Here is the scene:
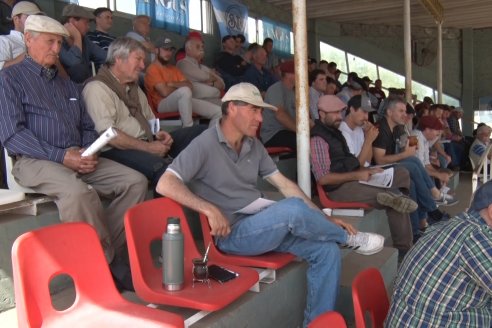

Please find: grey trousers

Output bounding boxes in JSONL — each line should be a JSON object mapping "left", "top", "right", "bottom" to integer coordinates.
{"left": 328, "top": 166, "right": 413, "bottom": 251}
{"left": 13, "top": 157, "right": 148, "bottom": 262}
{"left": 157, "top": 86, "right": 222, "bottom": 127}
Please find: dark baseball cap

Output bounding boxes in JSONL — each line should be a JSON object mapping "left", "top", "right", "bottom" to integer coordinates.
{"left": 155, "top": 37, "right": 175, "bottom": 50}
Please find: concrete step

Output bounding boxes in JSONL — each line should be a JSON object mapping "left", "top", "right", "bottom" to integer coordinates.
{"left": 0, "top": 202, "right": 61, "bottom": 311}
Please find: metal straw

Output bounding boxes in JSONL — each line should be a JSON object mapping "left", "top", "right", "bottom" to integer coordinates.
{"left": 203, "top": 241, "right": 211, "bottom": 263}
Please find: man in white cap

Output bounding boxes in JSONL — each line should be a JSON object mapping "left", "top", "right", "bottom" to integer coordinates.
{"left": 310, "top": 94, "right": 416, "bottom": 257}
{"left": 59, "top": 3, "right": 106, "bottom": 83}
{"left": 157, "top": 82, "right": 384, "bottom": 327}
{"left": 0, "top": 1, "right": 43, "bottom": 70}
{"left": 0, "top": 15, "right": 148, "bottom": 291}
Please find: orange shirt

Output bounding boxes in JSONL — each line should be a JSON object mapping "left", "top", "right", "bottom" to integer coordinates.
{"left": 145, "top": 63, "right": 187, "bottom": 110}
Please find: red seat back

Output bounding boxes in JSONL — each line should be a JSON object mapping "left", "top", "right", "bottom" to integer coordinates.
{"left": 198, "top": 212, "right": 295, "bottom": 269}
{"left": 316, "top": 183, "right": 371, "bottom": 209}
{"left": 124, "top": 198, "right": 259, "bottom": 311}
{"left": 308, "top": 311, "right": 347, "bottom": 328}
{"left": 352, "top": 267, "right": 390, "bottom": 328}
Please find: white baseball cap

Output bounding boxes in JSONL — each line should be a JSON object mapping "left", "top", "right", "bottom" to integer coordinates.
{"left": 222, "top": 83, "right": 277, "bottom": 111}
{"left": 11, "top": 1, "right": 44, "bottom": 17}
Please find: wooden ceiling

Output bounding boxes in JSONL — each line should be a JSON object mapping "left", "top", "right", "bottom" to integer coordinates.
{"left": 264, "top": 0, "right": 492, "bottom": 29}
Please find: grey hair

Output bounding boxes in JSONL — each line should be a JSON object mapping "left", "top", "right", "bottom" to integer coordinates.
{"left": 106, "top": 37, "right": 146, "bottom": 66}
{"left": 24, "top": 30, "right": 41, "bottom": 38}
{"left": 383, "top": 96, "right": 406, "bottom": 114}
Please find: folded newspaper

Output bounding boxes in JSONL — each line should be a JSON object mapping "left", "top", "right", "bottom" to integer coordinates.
{"left": 359, "top": 167, "right": 394, "bottom": 188}
{"left": 81, "top": 127, "right": 118, "bottom": 157}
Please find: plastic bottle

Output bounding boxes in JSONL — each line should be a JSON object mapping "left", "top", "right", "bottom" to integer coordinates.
{"left": 162, "top": 217, "right": 184, "bottom": 291}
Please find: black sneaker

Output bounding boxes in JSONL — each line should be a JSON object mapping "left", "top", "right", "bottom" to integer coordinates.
{"left": 428, "top": 209, "right": 450, "bottom": 225}
{"left": 109, "top": 259, "right": 135, "bottom": 292}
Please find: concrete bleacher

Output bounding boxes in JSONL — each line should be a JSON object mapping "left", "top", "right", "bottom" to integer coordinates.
{"left": 0, "top": 195, "right": 397, "bottom": 328}
{"left": 0, "top": 156, "right": 400, "bottom": 327}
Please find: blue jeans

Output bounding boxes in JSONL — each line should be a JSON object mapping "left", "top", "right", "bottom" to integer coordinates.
{"left": 399, "top": 157, "right": 437, "bottom": 234}
{"left": 444, "top": 141, "right": 465, "bottom": 167}
{"left": 216, "top": 197, "right": 347, "bottom": 327}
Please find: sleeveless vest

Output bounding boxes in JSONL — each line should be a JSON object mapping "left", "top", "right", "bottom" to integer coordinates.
{"left": 311, "top": 120, "right": 360, "bottom": 191}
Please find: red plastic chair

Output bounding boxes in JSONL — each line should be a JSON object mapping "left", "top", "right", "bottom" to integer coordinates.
{"left": 198, "top": 212, "right": 296, "bottom": 281}
{"left": 316, "top": 183, "right": 372, "bottom": 209}
{"left": 308, "top": 311, "right": 347, "bottom": 328}
{"left": 266, "top": 146, "right": 295, "bottom": 157}
{"left": 11, "top": 222, "right": 184, "bottom": 328}
{"left": 124, "top": 198, "right": 259, "bottom": 312}
{"left": 352, "top": 267, "right": 390, "bottom": 328}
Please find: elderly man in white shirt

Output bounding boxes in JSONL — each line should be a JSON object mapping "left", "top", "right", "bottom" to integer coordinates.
{"left": 0, "top": 1, "right": 43, "bottom": 70}
{"left": 176, "top": 37, "right": 224, "bottom": 106}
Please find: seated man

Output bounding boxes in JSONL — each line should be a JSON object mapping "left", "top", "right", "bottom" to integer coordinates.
{"left": 311, "top": 95, "right": 416, "bottom": 253}
{"left": 86, "top": 7, "right": 116, "bottom": 51}
{"left": 337, "top": 75, "right": 365, "bottom": 104}
{"left": 176, "top": 37, "right": 224, "bottom": 106}
{"left": 126, "top": 15, "right": 155, "bottom": 66}
{"left": 157, "top": 83, "right": 384, "bottom": 327}
{"left": 469, "top": 124, "right": 492, "bottom": 168}
{"left": 445, "top": 106, "right": 466, "bottom": 170}
{"left": 339, "top": 94, "right": 381, "bottom": 167}
{"left": 385, "top": 180, "right": 492, "bottom": 328}
{"left": 215, "top": 35, "right": 249, "bottom": 89}
{"left": 59, "top": 4, "right": 107, "bottom": 83}
{"left": 308, "top": 69, "right": 327, "bottom": 120}
{"left": 0, "top": 1, "right": 43, "bottom": 70}
{"left": 260, "top": 60, "right": 301, "bottom": 150}
{"left": 0, "top": 16, "right": 147, "bottom": 289}
{"left": 83, "top": 37, "right": 206, "bottom": 192}
{"left": 262, "top": 37, "right": 280, "bottom": 78}
{"left": 373, "top": 97, "right": 448, "bottom": 240}
{"left": 145, "top": 37, "right": 221, "bottom": 127}
{"left": 411, "top": 115, "right": 457, "bottom": 205}
{"left": 242, "top": 44, "right": 277, "bottom": 96}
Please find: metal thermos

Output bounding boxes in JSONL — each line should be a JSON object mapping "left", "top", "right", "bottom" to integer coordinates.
{"left": 162, "top": 217, "right": 184, "bottom": 291}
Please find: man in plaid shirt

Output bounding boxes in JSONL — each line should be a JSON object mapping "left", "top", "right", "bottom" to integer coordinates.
{"left": 385, "top": 181, "right": 492, "bottom": 327}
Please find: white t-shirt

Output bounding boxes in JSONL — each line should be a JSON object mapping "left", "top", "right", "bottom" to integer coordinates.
{"left": 411, "top": 129, "right": 431, "bottom": 166}
{"left": 0, "top": 30, "right": 25, "bottom": 70}
{"left": 339, "top": 121, "right": 368, "bottom": 166}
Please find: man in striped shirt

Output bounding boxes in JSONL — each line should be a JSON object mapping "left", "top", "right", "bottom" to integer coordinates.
{"left": 86, "top": 7, "right": 116, "bottom": 51}
{"left": 0, "top": 15, "right": 147, "bottom": 289}
{"left": 385, "top": 181, "right": 492, "bottom": 327}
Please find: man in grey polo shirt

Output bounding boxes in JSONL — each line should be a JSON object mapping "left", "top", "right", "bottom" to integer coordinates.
{"left": 157, "top": 82, "right": 384, "bottom": 327}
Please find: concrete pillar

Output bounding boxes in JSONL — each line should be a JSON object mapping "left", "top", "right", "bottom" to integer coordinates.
{"left": 462, "top": 28, "right": 474, "bottom": 136}
{"left": 292, "top": 0, "right": 311, "bottom": 196}
{"left": 403, "top": 0, "right": 412, "bottom": 102}
{"left": 437, "top": 22, "right": 443, "bottom": 103}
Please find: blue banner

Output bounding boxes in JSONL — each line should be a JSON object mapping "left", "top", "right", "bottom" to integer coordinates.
{"left": 262, "top": 17, "right": 291, "bottom": 56}
{"left": 136, "top": 0, "right": 189, "bottom": 36}
{"left": 210, "top": 0, "right": 248, "bottom": 40}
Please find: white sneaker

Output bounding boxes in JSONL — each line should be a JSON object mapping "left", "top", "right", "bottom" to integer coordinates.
{"left": 345, "top": 232, "right": 385, "bottom": 255}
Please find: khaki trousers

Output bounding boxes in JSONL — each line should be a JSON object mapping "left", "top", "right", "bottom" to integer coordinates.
{"left": 13, "top": 157, "right": 147, "bottom": 262}
{"left": 328, "top": 166, "right": 413, "bottom": 251}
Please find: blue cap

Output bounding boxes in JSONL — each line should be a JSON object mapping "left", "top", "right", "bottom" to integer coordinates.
{"left": 470, "top": 180, "right": 492, "bottom": 212}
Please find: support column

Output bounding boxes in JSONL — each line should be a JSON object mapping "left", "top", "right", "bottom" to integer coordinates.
{"left": 403, "top": 0, "right": 412, "bottom": 103}
{"left": 292, "top": 0, "right": 310, "bottom": 196}
{"left": 436, "top": 22, "right": 443, "bottom": 103}
{"left": 462, "top": 28, "right": 474, "bottom": 136}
